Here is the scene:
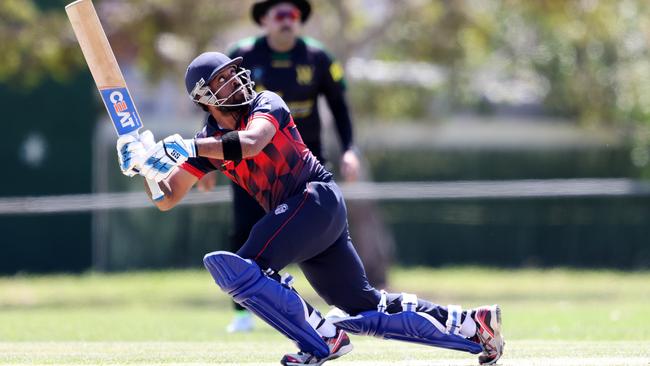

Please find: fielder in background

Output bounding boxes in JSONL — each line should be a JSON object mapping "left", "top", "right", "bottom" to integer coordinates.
{"left": 116, "top": 51, "right": 505, "bottom": 366}
{"left": 197, "top": 0, "right": 392, "bottom": 333}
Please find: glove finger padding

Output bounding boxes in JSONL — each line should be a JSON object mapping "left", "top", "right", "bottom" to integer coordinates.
{"left": 139, "top": 130, "right": 156, "bottom": 150}
{"left": 141, "top": 142, "right": 177, "bottom": 182}
{"left": 117, "top": 135, "right": 146, "bottom": 177}
{"left": 139, "top": 134, "right": 196, "bottom": 182}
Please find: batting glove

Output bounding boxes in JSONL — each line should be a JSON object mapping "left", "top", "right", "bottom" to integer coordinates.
{"left": 116, "top": 134, "right": 147, "bottom": 177}
{"left": 140, "top": 134, "right": 197, "bottom": 182}
{"left": 139, "top": 129, "right": 156, "bottom": 150}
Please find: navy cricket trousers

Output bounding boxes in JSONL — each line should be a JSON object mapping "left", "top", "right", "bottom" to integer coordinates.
{"left": 235, "top": 180, "right": 457, "bottom": 324}
{"left": 236, "top": 180, "right": 380, "bottom": 315}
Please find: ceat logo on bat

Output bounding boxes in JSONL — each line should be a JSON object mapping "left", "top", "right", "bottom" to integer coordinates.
{"left": 109, "top": 91, "right": 134, "bottom": 127}
{"left": 100, "top": 87, "right": 142, "bottom": 135}
{"left": 112, "top": 94, "right": 128, "bottom": 114}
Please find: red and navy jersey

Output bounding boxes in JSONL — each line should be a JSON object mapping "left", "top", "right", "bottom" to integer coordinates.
{"left": 180, "top": 91, "right": 332, "bottom": 212}
{"left": 228, "top": 36, "right": 353, "bottom": 163}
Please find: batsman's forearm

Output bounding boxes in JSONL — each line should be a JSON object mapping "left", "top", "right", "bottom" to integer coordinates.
{"left": 195, "top": 137, "right": 225, "bottom": 160}
{"left": 195, "top": 135, "right": 259, "bottom": 159}
{"left": 144, "top": 178, "right": 175, "bottom": 211}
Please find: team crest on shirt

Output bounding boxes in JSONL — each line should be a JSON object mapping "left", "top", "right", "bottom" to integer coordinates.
{"left": 329, "top": 61, "right": 344, "bottom": 82}
{"left": 275, "top": 203, "right": 289, "bottom": 215}
{"left": 296, "top": 65, "right": 313, "bottom": 85}
{"left": 257, "top": 97, "right": 272, "bottom": 112}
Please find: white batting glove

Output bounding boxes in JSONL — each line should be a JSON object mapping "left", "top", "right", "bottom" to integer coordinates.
{"left": 116, "top": 130, "right": 156, "bottom": 177}
{"left": 139, "top": 129, "right": 156, "bottom": 150}
{"left": 140, "top": 134, "right": 197, "bottom": 182}
{"left": 116, "top": 134, "right": 147, "bottom": 177}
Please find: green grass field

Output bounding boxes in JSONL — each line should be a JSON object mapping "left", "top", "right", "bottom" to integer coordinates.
{"left": 1, "top": 267, "right": 649, "bottom": 365}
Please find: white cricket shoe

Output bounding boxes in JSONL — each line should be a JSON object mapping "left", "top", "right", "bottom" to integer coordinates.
{"left": 226, "top": 310, "right": 254, "bottom": 333}
{"left": 280, "top": 328, "right": 353, "bottom": 366}
{"left": 472, "top": 305, "right": 505, "bottom": 365}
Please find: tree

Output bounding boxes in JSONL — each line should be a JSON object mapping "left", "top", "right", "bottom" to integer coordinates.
{"left": 0, "top": 0, "right": 245, "bottom": 89}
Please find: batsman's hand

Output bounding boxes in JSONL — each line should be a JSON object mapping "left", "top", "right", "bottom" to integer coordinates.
{"left": 139, "top": 129, "right": 156, "bottom": 150}
{"left": 140, "top": 134, "right": 197, "bottom": 182}
{"left": 116, "top": 130, "right": 156, "bottom": 177}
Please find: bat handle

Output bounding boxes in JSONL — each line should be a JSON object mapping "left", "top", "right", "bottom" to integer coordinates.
{"left": 128, "top": 130, "right": 165, "bottom": 202}
{"left": 146, "top": 178, "right": 165, "bottom": 202}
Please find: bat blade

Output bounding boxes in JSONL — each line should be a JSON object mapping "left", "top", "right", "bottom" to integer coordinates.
{"left": 65, "top": 0, "right": 142, "bottom": 136}
{"left": 65, "top": 0, "right": 164, "bottom": 200}
{"left": 99, "top": 87, "right": 143, "bottom": 136}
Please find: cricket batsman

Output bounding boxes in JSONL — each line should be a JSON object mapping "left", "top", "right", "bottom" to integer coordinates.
{"left": 116, "top": 51, "right": 505, "bottom": 365}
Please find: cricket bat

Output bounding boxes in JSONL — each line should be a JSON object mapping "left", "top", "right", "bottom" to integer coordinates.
{"left": 65, "top": 0, "right": 164, "bottom": 201}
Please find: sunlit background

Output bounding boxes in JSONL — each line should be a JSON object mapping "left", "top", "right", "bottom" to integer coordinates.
{"left": 2, "top": 0, "right": 650, "bottom": 273}
{"left": 2, "top": 1, "right": 650, "bottom": 365}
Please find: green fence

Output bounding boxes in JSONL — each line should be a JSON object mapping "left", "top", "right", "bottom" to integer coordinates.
{"left": 383, "top": 197, "right": 650, "bottom": 269}
{"left": 0, "top": 75, "right": 94, "bottom": 274}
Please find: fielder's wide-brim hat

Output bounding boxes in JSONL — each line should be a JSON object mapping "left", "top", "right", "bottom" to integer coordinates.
{"left": 251, "top": 0, "right": 311, "bottom": 25}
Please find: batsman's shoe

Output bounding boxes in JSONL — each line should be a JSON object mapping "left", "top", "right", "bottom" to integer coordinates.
{"left": 472, "top": 305, "right": 504, "bottom": 365}
{"left": 281, "top": 329, "right": 353, "bottom": 366}
{"left": 226, "top": 310, "right": 254, "bottom": 333}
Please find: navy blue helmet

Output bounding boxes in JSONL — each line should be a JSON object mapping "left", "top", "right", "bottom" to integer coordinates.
{"left": 184, "top": 52, "right": 256, "bottom": 108}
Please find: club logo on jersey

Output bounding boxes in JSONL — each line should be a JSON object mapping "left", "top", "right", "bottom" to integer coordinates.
{"left": 329, "top": 62, "right": 344, "bottom": 82}
{"left": 296, "top": 65, "right": 313, "bottom": 85}
{"left": 274, "top": 203, "right": 289, "bottom": 215}
{"left": 257, "top": 97, "right": 272, "bottom": 113}
{"left": 100, "top": 87, "right": 142, "bottom": 135}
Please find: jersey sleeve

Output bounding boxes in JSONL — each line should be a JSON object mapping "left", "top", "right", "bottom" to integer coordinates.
{"left": 179, "top": 127, "right": 219, "bottom": 178}
{"left": 180, "top": 157, "right": 217, "bottom": 179}
{"left": 318, "top": 51, "right": 354, "bottom": 151}
{"left": 249, "top": 91, "right": 292, "bottom": 130}
{"left": 318, "top": 49, "right": 347, "bottom": 91}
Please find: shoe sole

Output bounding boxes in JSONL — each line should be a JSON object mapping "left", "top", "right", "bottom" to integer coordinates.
{"left": 320, "top": 343, "right": 353, "bottom": 365}
{"left": 281, "top": 343, "right": 354, "bottom": 366}
{"left": 335, "top": 343, "right": 354, "bottom": 357}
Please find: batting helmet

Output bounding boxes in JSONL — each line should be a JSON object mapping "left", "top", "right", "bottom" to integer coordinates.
{"left": 184, "top": 52, "right": 256, "bottom": 108}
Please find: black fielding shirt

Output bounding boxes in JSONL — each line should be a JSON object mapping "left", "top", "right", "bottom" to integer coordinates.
{"left": 228, "top": 36, "right": 353, "bottom": 163}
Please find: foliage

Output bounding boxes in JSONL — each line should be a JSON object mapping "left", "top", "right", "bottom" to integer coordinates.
{"left": 367, "top": 0, "right": 650, "bottom": 171}
{"left": 348, "top": 82, "right": 437, "bottom": 121}
{"left": 0, "top": 0, "right": 83, "bottom": 88}
{"left": 93, "top": 0, "right": 245, "bottom": 80}
{"left": 374, "top": 1, "right": 650, "bottom": 124}
{"left": 6, "top": 0, "right": 650, "bottom": 131}
{"left": 0, "top": 0, "right": 245, "bottom": 89}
